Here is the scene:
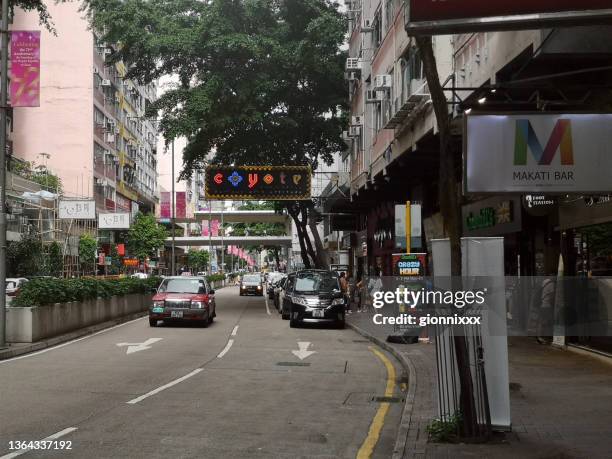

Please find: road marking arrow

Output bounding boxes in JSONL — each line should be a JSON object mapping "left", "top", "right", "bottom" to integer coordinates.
{"left": 116, "top": 338, "right": 163, "bottom": 355}
{"left": 292, "top": 341, "right": 316, "bottom": 360}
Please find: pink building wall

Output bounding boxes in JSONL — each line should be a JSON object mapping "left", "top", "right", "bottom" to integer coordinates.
{"left": 11, "top": 2, "right": 94, "bottom": 198}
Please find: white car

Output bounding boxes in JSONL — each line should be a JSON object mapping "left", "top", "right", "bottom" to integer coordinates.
{"left": 131, "top": 272, "right": 149, "bottom": 279}
{"left": 6, "top": 278, "right": 28, "bottom": 298}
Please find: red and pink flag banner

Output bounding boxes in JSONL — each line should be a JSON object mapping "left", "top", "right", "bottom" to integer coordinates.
{"left": 160, "top": 192, "right": 171, "bottom": 219}
{"left": 175, "top": 192, "right": 187, "bottom": 219}
{"left": 201, "top": 220, "right": 209, "bottom": 237}
{"left": 10, "top": 31, "right": 41, "bottom": 107}
{"left": 211, "top": 220, "right": 219, "bottom": 237}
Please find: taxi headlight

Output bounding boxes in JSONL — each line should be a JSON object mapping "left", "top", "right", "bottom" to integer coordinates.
{"left": 191, "top": 301, "right": 205, "bottom": 309}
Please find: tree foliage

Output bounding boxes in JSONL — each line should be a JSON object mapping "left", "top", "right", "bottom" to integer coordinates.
{"left": 82, "top": 0, "right": 347, "bottom": 176}
{"left": 127, "top": 213, "right": 168, "bottom": 261}
{"left": 7, "top": 229, "right": 45, "bottom": 277}
{"left": 79, "top": 233, "right": 97, "bottom": 275}
{"left": 11, "top": 1, "right": 70, "bottom": 33}
{"left": 187, "top": 249, "right": 210, "bottom": 272}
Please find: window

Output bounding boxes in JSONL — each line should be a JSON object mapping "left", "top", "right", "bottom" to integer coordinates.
{"left": 384, "top": 0, "right": 395, "bottom": 33}
{"left": 372, "top": 9, "right": 382, "bottom": 49}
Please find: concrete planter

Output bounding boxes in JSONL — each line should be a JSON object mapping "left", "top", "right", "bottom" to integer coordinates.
{"left": 6, "top": 293, "right": 153, "bottom": 343}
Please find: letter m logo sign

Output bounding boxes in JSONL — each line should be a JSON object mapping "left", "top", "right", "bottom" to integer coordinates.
{"left": 514, "top": 119, "right": 574, "bottom": 166}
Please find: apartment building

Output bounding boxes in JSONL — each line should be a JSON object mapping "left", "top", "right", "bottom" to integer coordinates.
{"left": 340, "top": 1, "right": 612, "bottom": 285}
{"left": 11, "top": 2, "right": 159, "bottom": 223}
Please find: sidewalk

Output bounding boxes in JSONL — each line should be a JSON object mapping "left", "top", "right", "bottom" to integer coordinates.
{"left": 346, "top": 310, "right": 612, "bottom": 459}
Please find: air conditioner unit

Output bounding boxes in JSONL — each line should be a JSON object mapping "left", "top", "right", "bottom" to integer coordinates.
{"left": 347, "top": 71, "right": 360, "bottom": 82}
{"left": 114, "top": 126, "right": 120, "bottom": 135}
{"left": 365, "top": 90, "right": 380, "bottom": 104}
{"left": 95, "top": 178, "right": 108, "bottom": 187}
{"left": 104, "top": 48, "right": 112, "bottom": 56}
{"left": 351, "top": 115, "right": 363, "bottom": 126}
{"left": 101, "top": 79, "right": 111, "bottom": 87}
{"left": 373, "top": 74, "right": 392, "bottom": 90}
{"left": 93, "top": 67, "right": 100, "bottom": 75}
{"left": 346, "top": 58, "right": 361, "bottom": 71}
{"left": 361, "top": 19, "right": 374, "bottom": 32}
{"left": 105, "top": 133, "right": 115, "bottom": 143}
{"left": 348, "top": 125, "right": 362, "bottom": 137}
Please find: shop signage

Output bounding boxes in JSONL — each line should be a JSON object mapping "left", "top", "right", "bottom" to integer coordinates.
{"left": 392, "top": 253, "right": 427, "bottom": 277}
{"left": 10, "top": 31, "right": 41, "bottom": 107}
{"left": 205, "top": 165, "right": 311, "bottom": 201}
{"left": 462, "top": 197, "right": 522, "bottom": 236}
{"left": 522, "top": 194, "right": 557, "bottom": 216}
{"left": 99, "top": 212, "right": 131, "bottom": 229}
{"left": 59, "top": 200, "right": 96, "bottom": 220}
{"left": 466, "top": 114, "right": 612, "bottom": 194}
{"left": 341, "top": 233, "right": 352, "bottom": 250}
{"left": 405, "top": 1, "right": 612, "bottom": 34}
{"left": 330, "top": 264, "right": 350, "bottom": 274}
{"left": 395, "top": 203, "right": 422, "bottom": 250}
{"left": 123, "top": 258, "right": 138, "bottom": 267}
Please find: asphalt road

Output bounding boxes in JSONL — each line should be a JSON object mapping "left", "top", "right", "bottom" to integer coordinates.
{"left": 0, "top": 286, "right": 404, "bottom": 459}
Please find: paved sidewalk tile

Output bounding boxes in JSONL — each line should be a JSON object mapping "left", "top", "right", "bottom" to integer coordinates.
{"left": 348, "top": 311, "right": 612, "bottom": 459}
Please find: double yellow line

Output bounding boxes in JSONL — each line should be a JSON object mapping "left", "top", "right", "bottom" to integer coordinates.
{"left": 357, "top": 346, "right": 397, "bottom": 459}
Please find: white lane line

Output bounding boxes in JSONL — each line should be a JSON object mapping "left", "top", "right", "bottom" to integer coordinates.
{"left": 126, "top": 369, "right": 204, "bottom": 405}
{"left": 231, "top": 325, "right": 239, "bottom": 336}
{"left": 0, "top": 317, "right": 147, "bottom": 365}
{"left": 217, "top": 339, "right": 234, "bottom": 359}
{"left": 0, "top": 427, "right": 78, "bottom": 459}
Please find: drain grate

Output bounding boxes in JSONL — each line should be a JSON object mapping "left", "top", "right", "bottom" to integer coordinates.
{"left": 277, "top": 362, "right": 311, "bottom": 367}
{"left": 372, "top": 396, "right": 404, "bottom": 403}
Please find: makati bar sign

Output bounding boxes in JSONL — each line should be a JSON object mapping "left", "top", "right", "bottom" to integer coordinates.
{"left": 205, "top": 165, "right": 311, "bottom": 201}
{"left": 406, "top": 1, "right": 612, "bottom": 34}
{"left": 466, "top": 114, "right": 612, "bottom": 194}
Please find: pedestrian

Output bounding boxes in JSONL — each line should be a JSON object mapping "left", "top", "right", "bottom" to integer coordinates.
{"left": 537, "top": 273, "right": 556, "bottom": 344}
{"left": 339, "top": 272, "right": 350, "bottom": 314}
{"left": 366, "top": 267, "right": 383, "bottom": 313}
{"left": 355, "top": 274, "right": 364, "bottom": 312}
{"left": 345, "top": 272, "right": 354, "bottom": 314}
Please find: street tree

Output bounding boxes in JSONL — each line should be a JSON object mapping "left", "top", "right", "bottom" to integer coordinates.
{"left": 413, "top": 36, "right": 480, "bottom": 437}
{"left": 127, "top": 213, "right": 168, "bottom": 262}
{"left": 187, "top": 249, "right": 210, "bottom": 273}
{"left": 78, "top": 233, "right": 97, "bottom": 276}
{"left": 82, "top": 0, "right": 348, "bottom": 269}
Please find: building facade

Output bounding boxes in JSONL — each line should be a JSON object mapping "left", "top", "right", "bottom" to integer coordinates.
{"left": 12, "top": 2, "right": 159, "bottom": 221}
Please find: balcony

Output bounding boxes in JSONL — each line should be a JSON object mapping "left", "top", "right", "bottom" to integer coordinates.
{"left": 384, "top": 79, "right": 430, "bottom": 130}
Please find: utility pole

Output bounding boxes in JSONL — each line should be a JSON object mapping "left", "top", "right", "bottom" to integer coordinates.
{"left": 208, "top": 200, "right": 212, "bottom": 275}
{"left": 171, "top": 140, "right": 176, "bottom": 276}
{"left": 0, "top": 0, "right": 9, "bottom": 349}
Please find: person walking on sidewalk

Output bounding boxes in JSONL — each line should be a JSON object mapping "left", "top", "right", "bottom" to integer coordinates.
{"left": 367, "top": 267, "right": 383, "bottom": 313}
{"left": 339, "top": 272, "right": 349, "bottom": 314}
{"left": 355, "top": 274, "right": 364, "bottom": 312}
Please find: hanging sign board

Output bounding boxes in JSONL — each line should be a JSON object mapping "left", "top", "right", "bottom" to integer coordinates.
{"left": 205, "top": 165, "right": 311, "bottom": 200}
{"left": 98, "top": 212, "right": 131, "bottom": 229}
{"left": 59, "top": 200, "right": 96, "bottom": 220}
{"left": 465, "top": 114, "right": 612, "bottom": 194}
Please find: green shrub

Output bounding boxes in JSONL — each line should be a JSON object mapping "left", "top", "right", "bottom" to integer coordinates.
{"left": 426, "top": 413, "right": 462, "bottom": 443}
{"left": 206, "top": 274, "right": 225, "bottom": 284}
{"left": 12, "top": 276, "right": 162, "bottom": 307}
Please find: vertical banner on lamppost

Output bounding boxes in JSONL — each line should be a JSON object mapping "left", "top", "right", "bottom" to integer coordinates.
{"left": 175, "top": 192, "right": 186, "bottom": 218}
{"left": 160, "top": 192, "right": 171, "bottom": 219}
{"left": 10, "top": 31, "right": 41, "bottom": 107}
{"left": 211, "top": 220, "right": 219, "bottom": 237}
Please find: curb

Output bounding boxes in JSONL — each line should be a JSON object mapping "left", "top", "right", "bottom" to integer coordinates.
{"left": 346, "top": 320, "right": 416, "bottom": 459}
{"left": 0, "top": 311, "right": 149, "bottom": 361}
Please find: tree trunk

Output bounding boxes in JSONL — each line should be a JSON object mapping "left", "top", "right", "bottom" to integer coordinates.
{"left": 306, "top": 204, "right": 329, "bottom": 269}
{"left": 287, "top": 203, "right": 312, "bottom": 269}
{"left": 300, "top": 204, "right": 318, "bottom": 266}
{"left": 415, "top": 35, "right": 480, "bottom": 438}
